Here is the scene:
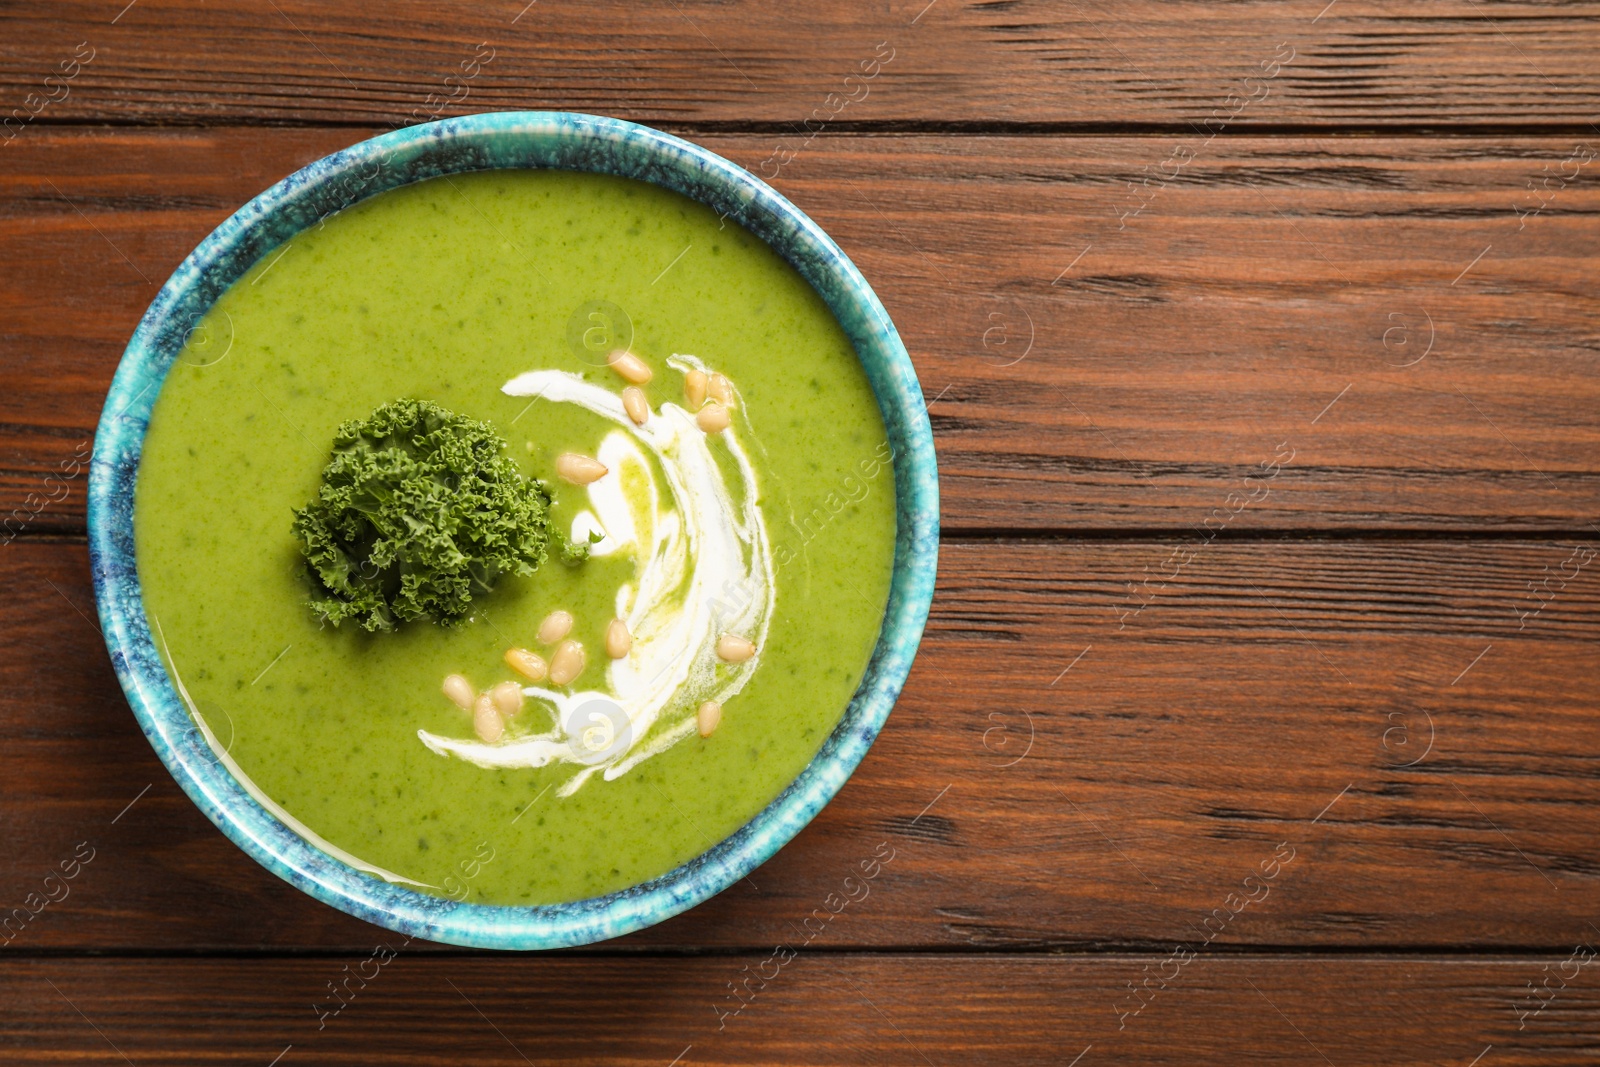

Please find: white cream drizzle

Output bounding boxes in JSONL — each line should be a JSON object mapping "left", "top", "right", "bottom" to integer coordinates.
{"left": 416, "top": 358, "right": 774, "bottom": 795}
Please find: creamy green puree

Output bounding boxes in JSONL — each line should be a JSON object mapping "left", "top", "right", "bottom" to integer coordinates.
{"left": 136, "top": 170, "right": 895, "bottom": 905}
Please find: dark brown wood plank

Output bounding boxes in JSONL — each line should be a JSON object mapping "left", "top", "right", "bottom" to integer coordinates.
{"left": 2, "top": 1, "right": 1598, "bottom": 129}
{"left": 5, "top": 537, "right": 1598, "bottom": 952}
{"left": 2, "top": 955, "right": 1595, "bottom": 1065}
{"left": 4, "top": 128, "right": 1599, "bottom": 534}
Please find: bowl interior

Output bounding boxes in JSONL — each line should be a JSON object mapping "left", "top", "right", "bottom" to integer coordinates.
{"left": 89, "top": 111, "right": 938, "bottom": 949}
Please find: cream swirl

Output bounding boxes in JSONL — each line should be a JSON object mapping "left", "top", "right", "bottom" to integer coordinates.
{"left": 417, "top": 359, "right": 773, "bottom": 795}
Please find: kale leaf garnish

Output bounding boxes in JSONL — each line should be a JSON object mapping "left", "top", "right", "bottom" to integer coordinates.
{"left": 293, "top": 398, "right": 571, "bottom": 632}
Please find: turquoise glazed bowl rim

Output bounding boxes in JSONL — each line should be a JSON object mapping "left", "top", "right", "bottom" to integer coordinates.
{"left": 88, "top": 111, "right": 939, "bottom": 949}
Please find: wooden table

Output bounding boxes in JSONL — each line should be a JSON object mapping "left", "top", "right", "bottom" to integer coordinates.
{"left": 3, "top": 2, "right": 1598, "bottom": 1063}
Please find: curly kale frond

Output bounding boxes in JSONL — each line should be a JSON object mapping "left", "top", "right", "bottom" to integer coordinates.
{"left": 293, "top": 399, "right": 561, "bottom": 632}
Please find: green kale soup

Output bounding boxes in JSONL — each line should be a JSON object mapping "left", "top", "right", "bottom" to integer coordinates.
{"left": 135, "top": 170, "right": 896, "bottom": 905}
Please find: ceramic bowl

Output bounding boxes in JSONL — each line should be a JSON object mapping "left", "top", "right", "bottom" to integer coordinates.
{"left": 89, "top": 111, "right": 938, "bottom": 949}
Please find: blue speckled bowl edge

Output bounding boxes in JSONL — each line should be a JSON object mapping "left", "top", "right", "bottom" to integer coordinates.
{"left": 88, "top": 111, "right": 939, "bottom": 950}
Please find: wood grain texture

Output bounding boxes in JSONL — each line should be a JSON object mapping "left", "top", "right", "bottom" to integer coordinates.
{"left": 6, "top": 537, "right": 1598, "bottom": 952}
{"left": 1, "top": 1, "right": 1599, "bottom": 129}
{"left": 2, "top": 955, "right": 1596, "bottom": 1065}
{"left": 3, "top": 128, "right": 1598, "bottom": 533}
{"left": 4, "top": 6, "right": 1599, "bottom": 1057}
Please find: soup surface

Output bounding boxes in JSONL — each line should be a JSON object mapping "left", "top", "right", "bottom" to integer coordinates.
{"left": 136, "top": 170, "right": 895, "bottom": 905}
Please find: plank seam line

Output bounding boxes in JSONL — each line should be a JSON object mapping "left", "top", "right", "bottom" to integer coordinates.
{"left": 2, "top": 946, "right": 1594, "bottom": 960}
{"left": 12, "top": 117, "right": 1600, "bottom": 138}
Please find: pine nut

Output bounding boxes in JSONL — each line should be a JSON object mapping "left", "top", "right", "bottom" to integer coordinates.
{"left": 608, "top": 349, "right": 653, "bottom": 384}
{"left": 708, "top": 372, "right": 734, "bottom": 407}
{"left": 696, "top": 401, "right": 730, "bottom": 434}
{"left": 621, "top": 386, "right": 649, "bottom": 426}
{"left": 442, "top": 674, "right": 475, "bottom": 710}
{"left": 537, "top": 610, "right": 574, "bottom": 645}
{"left": 605, "top": 618, "right": 632, "bottom": 659}
{"left": 549, "top": 639, "right": 585, "bottom": 686}
{"left": 716, "top": 634, "right": 756, "bottom": 662}
{"left": 556, "top": 452, "right": 608, "bottom": 485}
{"left": 504, "top": 647, "right": 548, "bottom": 681}
{"left": 697, "top": 700, "right": 722, "bottom": 737}
{"left": 473, "top": 694, "right": 505, "bottom": 743}
{"left": 684, "top": 369, "right": 708, "bottom": 408}
{"left": 490, "top": 680, "right": 524, "bottom": 718}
